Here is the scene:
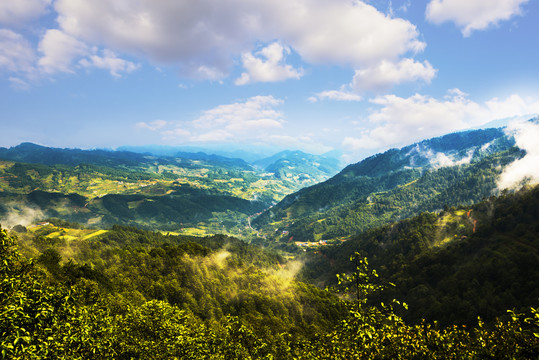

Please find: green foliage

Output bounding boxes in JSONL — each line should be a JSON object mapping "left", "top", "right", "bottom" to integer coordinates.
{"left": 295, "top": 253, "right": 539, "bottom": 359}
{"left": 302, "top": 184, "right": 539, "bottom": 327}
{"left": 254, "top": 139, "right": 521, "bottom": 244}
{"left": 2, "top": 226, "right": 539, "bottom": 359}
{"left": 2, "top": 131, "right": 539, "bottom": 358}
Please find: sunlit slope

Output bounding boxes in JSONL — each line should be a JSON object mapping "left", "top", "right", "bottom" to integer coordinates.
{"left": 253, "top": 127, "right": 518, "bottom": 243}
{"left": 0, "top": 144, "right": 340, "bottom": 234}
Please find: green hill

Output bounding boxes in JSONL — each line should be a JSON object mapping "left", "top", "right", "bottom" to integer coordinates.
{"left": 299, "top": 184, "right": 539, "bottom": 327}
{"left": 253, "top": 127, "right": 519, "bottom": 245}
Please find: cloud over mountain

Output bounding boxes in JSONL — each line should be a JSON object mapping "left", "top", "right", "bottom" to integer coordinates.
{"left": 343, "top": 90, "right": 539, "bottom": 151}
{"left": 498, "top": 119, "right": 539, "bottom": 190}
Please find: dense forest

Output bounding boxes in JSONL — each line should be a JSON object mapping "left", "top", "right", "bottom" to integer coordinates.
{"left": 300, "top": 184, "right": 539, "bottom": 327}
{"left": 2, "top": 223, "right": 539, "bottom": 359}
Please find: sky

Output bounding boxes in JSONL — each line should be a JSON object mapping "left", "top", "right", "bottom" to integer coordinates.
{"left": 1, "top": 0, "right": 539, "bottom": 163}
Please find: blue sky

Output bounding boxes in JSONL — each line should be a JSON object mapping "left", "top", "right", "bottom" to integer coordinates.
{"left": 1, "top": 0, "right": 538, "bottom": 163}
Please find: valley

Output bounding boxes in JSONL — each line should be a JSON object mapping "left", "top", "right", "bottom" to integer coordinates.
{"left": 1, "top": 123, "right": 539, "bottom": 359}
{"left": 0, "top": 144, "right": 340, "bottom": 236}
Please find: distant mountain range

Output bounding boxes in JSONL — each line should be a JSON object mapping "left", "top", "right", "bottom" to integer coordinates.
{"left": 0, "top": 143, "right": 342, "bottom": 182}
{"left": 118, "top": 144, "right": 275, "bottom": 163}
{"left": 252, "top": 150, "right": 341, "bottom": 182}
{"left": 0, "top": 142, "right": 150, "bottom": 167}
{"left": 0, "top": 142, "right": 342, "bottom": 232}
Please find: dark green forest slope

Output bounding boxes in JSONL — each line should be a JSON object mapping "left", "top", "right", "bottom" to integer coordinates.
{"left": 300, "top": 184, "right": 539, "bottom": 328}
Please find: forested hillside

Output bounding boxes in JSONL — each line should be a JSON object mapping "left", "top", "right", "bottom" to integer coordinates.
{"left": 300, "top": 184, "right": 539, "bottom": 327}
{"left": 253, "top": 128, "right": 518, "bottom": 245}
{"left": 2, "top": 223, "right": 538, "bottom": 359}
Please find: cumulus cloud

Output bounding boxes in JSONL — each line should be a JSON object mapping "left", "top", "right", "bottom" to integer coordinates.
{"left": 352, "top": 58, "right": 437, "bottom": 93}
{"left": 0, "top": 29, "right": 36, "bottom": 74}
{"left": 342, "top": 90, "right": 539, "bottom": 151}
{"left": 136, "top": 120, "right": 168, "bottom": 131}
{"left": 37, "top": 29, "right": 139, "bottom": 78}
{"left": 193, "top": 95, "right": 284, "bottom": 134}
{"left": 498, "top": 120, "right": 539, "bottom": 190}
{"left": 0, "top": 0, "right": 51, "bottom": 26}
{"left": 153, "top": 96, "right": 289, "bottom": 144}
{"left": 236, "top": 42, "right": 303, "bottom": 85}
{"left": 426, "top": 0, "right": 529, "bottom": 37}
{"left": 51, "top": 0, "right": 424, "bottom": 79}
{"left": 79, "top": 49, "right": 139, "bottom": 77}
{"left": 38, "top": 29, "right": 88, "bottom": 74}
{"left": 278, "top": 1, "right": 425, "bottom": 66}
{"left": 1, "top": 0, "right": 428, "bottom": 85}
{"left": 309, "top": 89, "right": 363, "bottom": 103}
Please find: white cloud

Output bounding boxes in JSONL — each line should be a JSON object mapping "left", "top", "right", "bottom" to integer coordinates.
{"left": 352, "top": 58, "right": 437, "bottom": 93}
{"left": 52, "top": 0, "right": 425, "bottom": 78}
{"left": 190, "top": 129, "right": 234, "bottom": 142}
{"left": 133, "top": 96, "right": 287, "bottom": 144}
{"left": 0, "top": 0, "right": 51, "bottom": 26}
{"left": 277, "top": 1, "right": 425, "bottom": 67}
{"left": 309, "top": 90, "right": 363, "bottom": 103}
{"left": 38, "top": 29, "right": 88, "bottom": 74}
{"left": 161, "top": 127, "right": 191, "bottom": 140}
{"left": 38, "top": 29, "right": 138, "bottom": 78}
{"left": 266, "top": 134, "right": 333, "bottom": 154}
{"left": 156, "top": 96, "right": 285, "bottom": 143}
{"left": 498, "top": 120, "right": 539, "bottom": 190}
{"left": 236, "top": 42, "right": 303, "bottom": 85}
{"left": 79, "top": 49, "right": 139, "bottom": 77}
{"left": 194, "top": 66, "right": 227, "bottom": 81}
{"left": 0, "top": 29, "right": 36, "bottom": 73}
{"left": 9, "top": 77, "right": 31, "bottom": 91}
{"left": 426, "top": 0, "right": 529, "bottom": 37}
{"left": 342, "top": 90, "right": 539, "bottom": 151}
{"left": 136, "top": 120, "right": 168, "bottom": 131}
{"left": 313, "top": 58, "right": 435, "bottom": 101}
{"left": 193, "top": 95, "right": 284, "bottom": 132}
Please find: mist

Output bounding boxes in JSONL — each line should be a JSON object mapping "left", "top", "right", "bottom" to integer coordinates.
{"left": 0, "top": 203, "right": 45, "bottom": 229}
{"left": 497, "top": 119, "right": 539, "bottom": 190}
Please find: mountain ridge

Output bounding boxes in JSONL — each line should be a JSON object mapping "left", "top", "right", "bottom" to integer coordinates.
{"left": 252, "top": 126, "right": 520, "bottom": 245}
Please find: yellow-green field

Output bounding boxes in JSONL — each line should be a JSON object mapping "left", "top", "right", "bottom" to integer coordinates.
{"left": 28, "top": 223, "right": 108, "bottom": 242}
